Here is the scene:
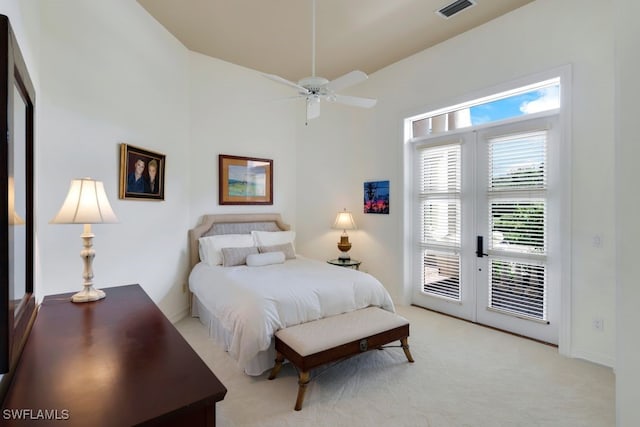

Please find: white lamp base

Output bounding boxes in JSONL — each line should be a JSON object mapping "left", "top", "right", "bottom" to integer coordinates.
{"left": 71, "top": 286, "right": 106, "bottom": 303}
{"left": 70, "top": 224, "right": 106, "bottom": 303}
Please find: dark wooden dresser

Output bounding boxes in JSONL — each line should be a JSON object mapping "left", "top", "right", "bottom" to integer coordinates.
{"left": 1, "top": 284, "right": 226, "bottom": 426}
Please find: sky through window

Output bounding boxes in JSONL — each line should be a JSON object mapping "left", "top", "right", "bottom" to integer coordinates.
{"left": 470, "top": 84, "right": 560, "bottom": 125}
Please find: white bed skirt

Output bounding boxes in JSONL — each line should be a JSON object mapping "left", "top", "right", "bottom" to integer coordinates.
{"left": 192, "top": 294, "right": 276, "bottom": 376}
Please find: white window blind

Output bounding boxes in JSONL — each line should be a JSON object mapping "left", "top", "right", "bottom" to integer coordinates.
{"left": 419, "top": 143, "right": 461, "bottom": 300}
{"left": 490, "top": 200, "right": 546, "bottom": 254}
{"left": 424, "top": 250, "right": 461, "bottom": 299}
{"left": 489, "top": 132, "right": 546, "bottom": 190}
{"left": 489, "top": 259, "right": 546, "bottom": 320}
{"left": 487, "top": 131, "right": 548, "bottom": 320}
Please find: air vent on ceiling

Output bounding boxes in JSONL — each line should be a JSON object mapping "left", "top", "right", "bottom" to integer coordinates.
{"left": 437, "top": 0, "right": 477, "bottom": 19}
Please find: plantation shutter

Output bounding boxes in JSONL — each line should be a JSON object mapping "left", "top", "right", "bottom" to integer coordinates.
{"left": 419, "top": 143, "right": 461, "bottom": 300}
{"left": 486, "top": 131, "right": 548, "bottom": 321}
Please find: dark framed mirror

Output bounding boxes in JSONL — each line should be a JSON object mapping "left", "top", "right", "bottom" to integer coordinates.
{"left": 0, "top": 15, "right": 36, "bottom": 377}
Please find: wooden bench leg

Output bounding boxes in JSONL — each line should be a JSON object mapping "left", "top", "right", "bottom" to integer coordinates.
{"left": 401, "top": 337, "right": 414, "bottom": 363}
{"left": 268, "top": 351, "right": 285, "bottom": 380}
{"left": 294, "top": 371, "right": 310, "bottom": 411}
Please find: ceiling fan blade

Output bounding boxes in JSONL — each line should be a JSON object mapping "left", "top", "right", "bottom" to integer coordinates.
{"left": 262, "top": 73, "right": 310, "bottom": 94}
{"left": 332, "top": 94, "right": 377, "bottom": 109}
{"left": 306, "top": 96, "right": 321, "bottom": 120}
{"left": 325, "top": 70, "right": 368, "bottom": 92}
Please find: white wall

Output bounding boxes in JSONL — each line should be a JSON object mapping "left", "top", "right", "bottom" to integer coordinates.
{"left": 296, "top": 0, "right": 617, "bottom": 366}
{"left": 615, "top": 0, "right": 640, "bottom": 423}
{"left": 32, "top": 1, "right": 298, "bottom": 322}
{"left": 188, "top": 52, "right": 298, "bottom": 228}
{"left": 36, "top": 0, "right": 191, "bottom": 320}
{"left": 295, "top": 105, "right": 396, "bottom": 284}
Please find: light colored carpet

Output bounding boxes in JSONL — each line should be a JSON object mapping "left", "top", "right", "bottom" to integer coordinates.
{"left": 175, "top": 305, "right": 614, "bottom": 427}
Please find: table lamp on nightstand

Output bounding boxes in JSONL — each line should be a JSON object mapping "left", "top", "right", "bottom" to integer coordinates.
{"left": 50, "top": 178, "right": 118, "bottom": 303}
{"left": 333, "top": 208, "right": 357, "bottom": 260}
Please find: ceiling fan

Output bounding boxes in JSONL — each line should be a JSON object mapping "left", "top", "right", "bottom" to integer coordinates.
{"left": 262, "top": 0, "right": 377, "bottom": 123}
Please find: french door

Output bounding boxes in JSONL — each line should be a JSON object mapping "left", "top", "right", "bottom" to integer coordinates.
{"left": 412, "top": 116, "right": 560, "bottom": 344}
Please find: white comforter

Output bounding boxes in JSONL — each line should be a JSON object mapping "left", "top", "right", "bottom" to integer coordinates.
{"left": 189, "top": 257, "right": 395, "bottom": 372}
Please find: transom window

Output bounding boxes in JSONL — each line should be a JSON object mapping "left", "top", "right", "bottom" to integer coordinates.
{"left": 409, "top": 78, "right": 560, "bottom": 138}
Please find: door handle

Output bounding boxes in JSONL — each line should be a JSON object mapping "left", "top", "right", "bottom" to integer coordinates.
{"left": 476, "top": 236, "right": 489, "bottom": 258}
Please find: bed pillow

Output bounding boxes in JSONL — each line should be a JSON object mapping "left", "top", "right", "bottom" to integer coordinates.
{"left": 258, "top": 243, "right": 296, "bottom": 260}
{"left": 198, "top": 234, "right": 255, "bottom": 266}
{"left": 251, "top": 230, "right": 296, "bottom": 249}
{"left": 221, "top": 246, "right": 259, "bottom": 267}
{"left": 246, "top": 251, "right": 286, "bottom": 267}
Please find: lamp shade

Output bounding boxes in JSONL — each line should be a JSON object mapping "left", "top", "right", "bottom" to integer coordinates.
{"left": 333, "top": 209, "right": 356, "bottom": 231}
{"left": 9, "top": 211, "right": 25, "bottom": 225}
{"left": 8, "top": 176, "right": 25, "bottom": 225}
{"left": 50, "top": 178, "right": 118, "bottom": 224}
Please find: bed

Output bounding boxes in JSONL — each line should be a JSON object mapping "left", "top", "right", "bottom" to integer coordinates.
{"left": 187, "top": 213, "right": 395, "bottom": 376}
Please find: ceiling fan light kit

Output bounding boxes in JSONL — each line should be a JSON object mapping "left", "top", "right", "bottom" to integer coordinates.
{"left": 263, "top": 0, "right": 377, "bottom": 123}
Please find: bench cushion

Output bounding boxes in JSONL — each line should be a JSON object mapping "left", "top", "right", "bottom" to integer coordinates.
{"left": 275, "top": 307, "right": 409, "bottom": 357}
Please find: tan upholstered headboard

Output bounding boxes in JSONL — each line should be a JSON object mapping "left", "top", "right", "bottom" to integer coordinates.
{"left": 188, "top": 213, "right": 290, "bottom": 270}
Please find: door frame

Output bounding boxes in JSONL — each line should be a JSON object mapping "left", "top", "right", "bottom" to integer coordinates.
{"left": 404, "top": 65, "right": 572, "bottom": 354}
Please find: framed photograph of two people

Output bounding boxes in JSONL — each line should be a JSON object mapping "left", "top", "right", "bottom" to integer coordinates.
{"left": 119, "top": 143, "right": 166, "bottom": 201}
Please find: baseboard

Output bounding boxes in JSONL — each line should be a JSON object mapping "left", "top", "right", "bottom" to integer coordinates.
{"left": 571, "top": 348, "right": 616, "bottom": 369}
{"left": 167, "top": 307, "right": 189, "bottom": 324}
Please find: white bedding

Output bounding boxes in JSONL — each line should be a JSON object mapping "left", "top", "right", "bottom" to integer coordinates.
{"left": 189, "top": 256, "right": 395, "bottom": 374}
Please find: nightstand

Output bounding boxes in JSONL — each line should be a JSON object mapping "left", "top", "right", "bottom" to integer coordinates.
{"left": 327, "top": 258, "right": 362, "bottom": 270}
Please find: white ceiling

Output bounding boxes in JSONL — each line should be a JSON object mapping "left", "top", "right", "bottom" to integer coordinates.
{"left": 137, "top": 0, "right": 534, "bottom": 83}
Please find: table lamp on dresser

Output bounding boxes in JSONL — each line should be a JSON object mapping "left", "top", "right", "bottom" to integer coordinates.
{"left": 50, "top": 178, "right": 118, "bottom": 303}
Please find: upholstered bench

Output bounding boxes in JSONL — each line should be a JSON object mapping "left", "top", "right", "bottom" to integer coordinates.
{"left": 268, "top": 306, "right": 414, "bottom": 410}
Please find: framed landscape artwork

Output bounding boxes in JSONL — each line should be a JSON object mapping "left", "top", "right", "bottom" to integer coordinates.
{"left": 219, "top": 154, "right": 273, "bottom": 205}
{"left": 364, "top": 180, "right": 389, "bottom": 214}
{"left": 119, "top": 143, "right": 166, "bottom": 201}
